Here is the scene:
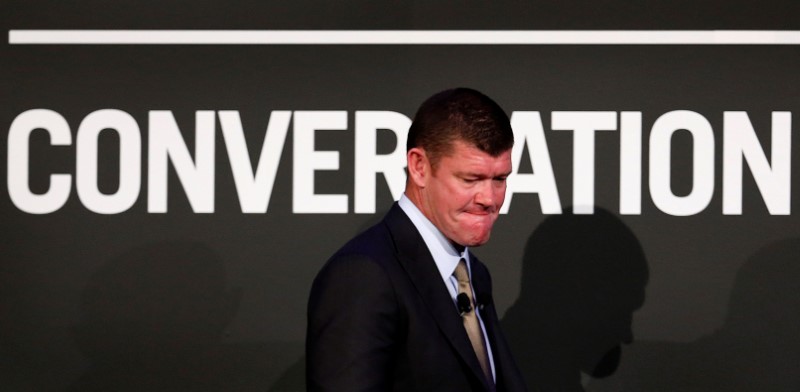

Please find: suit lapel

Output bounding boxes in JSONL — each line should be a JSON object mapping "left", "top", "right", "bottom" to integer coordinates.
{"left": 383, "top": 204, "right": 492, "bottom": 390}
{"left": 471, "top": 256, "right": 528, "bottom": 392}
{"left": 471, "top": 259, "right": 505, "bottom": 389}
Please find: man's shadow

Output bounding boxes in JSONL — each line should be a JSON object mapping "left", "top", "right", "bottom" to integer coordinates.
{"left": 70, "top": 241, "right": 289, "bottom": 391}
{"left": 587, "top": 237, "right": 800, "bottom": 391}
{"left": 502, "top": 207, "right": 649, "bottom": 391}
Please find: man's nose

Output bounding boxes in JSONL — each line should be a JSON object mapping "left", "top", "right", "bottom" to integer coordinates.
{"left": 474, "top": 181, "right": 495, "bottom": 207}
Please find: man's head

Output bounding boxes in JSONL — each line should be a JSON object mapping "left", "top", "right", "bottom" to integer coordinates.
{"left": 407, "top": 88, "right": 514, "bottom": 167}
{"left": 405, "top": 88, "right": 514, "bottom": 247}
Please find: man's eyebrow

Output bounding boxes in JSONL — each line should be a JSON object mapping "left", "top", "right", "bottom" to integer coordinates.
{"left": 456, "top": 171, "right": 486, "bottom": 178}
{"left": 455, "top": 171, "right": 510, "bottom": 179}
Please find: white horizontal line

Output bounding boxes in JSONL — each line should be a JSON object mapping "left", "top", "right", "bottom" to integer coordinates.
{"left": 9, "top": 30, "right": 800, "bottom": 45}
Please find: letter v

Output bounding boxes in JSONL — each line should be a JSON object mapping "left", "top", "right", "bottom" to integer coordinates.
{"left": 219, "top": 110, "right": 292, "bottom": 213}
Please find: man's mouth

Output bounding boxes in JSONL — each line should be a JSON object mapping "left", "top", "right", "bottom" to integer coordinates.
{"left": 463, "top": 208, "right": 495, "bottom": 216}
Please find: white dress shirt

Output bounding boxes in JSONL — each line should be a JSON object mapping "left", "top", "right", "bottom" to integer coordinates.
{"left": 398, "top": 195, "right": 497, "bottom": 381}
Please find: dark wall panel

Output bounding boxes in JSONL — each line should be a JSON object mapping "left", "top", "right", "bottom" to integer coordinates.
{"left": 2, "top": 2, "right": 798, "bottom": 390}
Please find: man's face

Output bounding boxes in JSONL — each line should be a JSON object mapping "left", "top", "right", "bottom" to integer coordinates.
{"left": 419, "top": 140, "right": 512, "bottom": 247}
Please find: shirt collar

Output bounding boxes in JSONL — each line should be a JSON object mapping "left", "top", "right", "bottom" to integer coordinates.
{"left": 398, "top": 194, "right": 470, "bottom": 282}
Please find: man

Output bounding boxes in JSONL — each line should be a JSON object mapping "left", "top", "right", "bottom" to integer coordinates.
{"left": 306, "top": 88, "right": 527, "bottom": 391}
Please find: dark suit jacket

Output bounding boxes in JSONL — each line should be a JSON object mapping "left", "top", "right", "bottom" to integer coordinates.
{"left": 307, "top": 203, "right": 528, "bottom": 391}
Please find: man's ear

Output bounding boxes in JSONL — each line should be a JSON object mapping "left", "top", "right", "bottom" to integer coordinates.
{"left": 407, "top": 147, "right": 429, "bottom": 188}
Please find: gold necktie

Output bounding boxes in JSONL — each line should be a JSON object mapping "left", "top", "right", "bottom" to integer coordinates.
{"left": 454, "top": 258, "right": 492, "bottom": 383}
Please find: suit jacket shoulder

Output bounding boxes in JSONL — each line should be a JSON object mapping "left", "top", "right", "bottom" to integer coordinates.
{"left": 307, "top": 203, "right": 527, "bottom": 392}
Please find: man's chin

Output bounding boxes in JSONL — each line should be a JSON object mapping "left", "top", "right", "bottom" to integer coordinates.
{"left": 461, "top": 223, "right": 496, "bottom": 245}
{"left": 461, "top": 232, "right": 492, "bottom": 247}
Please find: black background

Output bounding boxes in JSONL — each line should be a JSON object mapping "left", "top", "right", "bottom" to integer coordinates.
{"left": 2, "top": 1, "right": 799, "bottom": 390}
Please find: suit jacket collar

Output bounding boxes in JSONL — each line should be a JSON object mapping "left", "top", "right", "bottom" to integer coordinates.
{"left": 397, "top": 194, "right": 466, "bottom": 284}
{"left": 383, "top": 203, "right": 494, "bottom": 391}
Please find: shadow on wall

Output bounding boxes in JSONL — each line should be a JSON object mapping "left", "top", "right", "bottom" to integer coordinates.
{"left": 69, "top": 241, "right": 295, "bottom": 391}
{"left": 502, "top": 207, "right": 649, "bottom": 392}
{"left": 587, "top": 237, "right": 800, "bottom": 392}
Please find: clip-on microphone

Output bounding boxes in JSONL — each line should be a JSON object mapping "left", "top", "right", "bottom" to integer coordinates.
{"left": 457, "top": 293, "right": 472, "bottom": 316}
